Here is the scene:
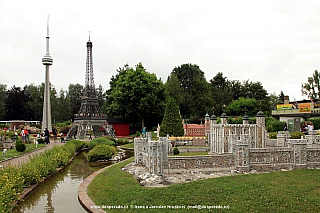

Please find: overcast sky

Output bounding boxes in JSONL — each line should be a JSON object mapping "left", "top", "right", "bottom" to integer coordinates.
{"left": 1, "top": 0, "right": 320, "bottom": 101}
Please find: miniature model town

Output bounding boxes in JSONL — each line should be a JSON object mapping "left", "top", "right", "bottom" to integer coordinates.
{"left": 125, "top": 111, "right": 320, "bottom": 187}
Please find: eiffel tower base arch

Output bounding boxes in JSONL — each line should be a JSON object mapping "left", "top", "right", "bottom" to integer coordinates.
{"left": 66, "top": 118, "right": 115, "bottom": 140}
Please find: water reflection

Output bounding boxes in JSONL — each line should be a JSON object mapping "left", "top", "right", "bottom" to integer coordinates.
{"left": 13, "top": 151, "right": 131, "bottom": 213}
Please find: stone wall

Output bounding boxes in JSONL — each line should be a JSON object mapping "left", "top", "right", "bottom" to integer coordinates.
{"left": 176, "top": 146, "right": 210, "bottom": 153}
{"left": 307, "top": 148, "right": 320, "bottom": 168}
{"left": 249, "top": 148, "right": 293, "bottom": 172}
{"left": 166, "top": 154, "right": 235, "bottom": 173}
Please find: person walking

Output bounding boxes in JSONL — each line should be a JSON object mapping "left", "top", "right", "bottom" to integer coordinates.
{"left": 52, "top": 126, "right": 57, "bottom": 142}
{"left": 24, "top": 129, "right": 30, "bottom": 143}
{"left": 44, "top": 128, "right": 50, "bottom": 144}
{"left": 307, "top": 121, "right": 314, "bottom": 134}
{"left": 20, "top": 128, "right": 26, "bottom": 143}
{"left": 142, "top": 127, "right": 146, "bottom": 137}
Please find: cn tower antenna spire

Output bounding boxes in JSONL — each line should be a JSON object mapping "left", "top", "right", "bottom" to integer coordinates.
{"left": 46, "top": 15, "right": 50, "bottom": 55}
{"left": 47, "top": 15, "right": 49, "bottom": 37}
{"left": 42, "top": 16, "right": 53, "bottom": 132}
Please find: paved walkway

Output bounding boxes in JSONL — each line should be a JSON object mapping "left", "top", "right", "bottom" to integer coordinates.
{"left": 0, "top": 142, "right": 64, "bottom": 167}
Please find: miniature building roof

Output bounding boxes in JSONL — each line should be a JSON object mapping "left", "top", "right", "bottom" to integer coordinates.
{"left": 210, "top": 114, "right": 217, "bottom": 120}
{"left": 183, "top": 124, "right": 205, "bottom": 128}
{"left": 221, "top": 112, "right": 227, "bottom": 118}
{"left": 4, "top": 138, "right": 14, "bottom": 143}
{"left": 256, "top": 111, "right": 265, "bottom": 117}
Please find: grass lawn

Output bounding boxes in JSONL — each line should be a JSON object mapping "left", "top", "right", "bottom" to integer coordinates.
{"left": 0, "top": 143, "right": 45, "bottom": 161}
{"left": 88, "top": 158, "right": 320, "bottom": 212}
{"left": 120, "top": 143, "right": 134, "bottom": 149}
{"left": 170, "top": 152, "right": 209, "bottom": 156}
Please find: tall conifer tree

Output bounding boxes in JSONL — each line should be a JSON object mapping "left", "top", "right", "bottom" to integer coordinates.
{"left": 160, "top": 98, "right": 184, "bottom": 136}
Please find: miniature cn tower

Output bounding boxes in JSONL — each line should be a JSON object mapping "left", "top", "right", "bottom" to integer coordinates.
{"left": 41, "top": 16, "right": 53, "bottom": 132}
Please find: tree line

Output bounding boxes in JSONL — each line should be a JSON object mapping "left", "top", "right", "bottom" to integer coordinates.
{"left": 0, "top": 63, "right": 283, "bottom": 129}
{"left": 0, "top": 83, "right": 87, "bottom": 123}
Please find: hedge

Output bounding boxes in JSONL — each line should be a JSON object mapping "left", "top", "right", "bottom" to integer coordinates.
{"left": 87, "top": 137, "right": 115, "bottom": 149}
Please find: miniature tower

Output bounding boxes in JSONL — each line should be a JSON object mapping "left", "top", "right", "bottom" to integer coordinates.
{"left": 256, "top": 111, "right": 266, "bottom": 148}
{"left": 41, "top": 16, "right": 53, "bottom": 132}
{"left": 67, "top": 33, "right": 115, "bottom": 139}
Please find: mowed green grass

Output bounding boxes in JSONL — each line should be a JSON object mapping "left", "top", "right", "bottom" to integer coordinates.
{"left": 88, "top": 158, "right": 320, "bottom": 212}
{"left": 120, "top": 143, "right": 134, "bottom": 149}
{"left": 0, "top": 143, "right": 45, "bottom": 161}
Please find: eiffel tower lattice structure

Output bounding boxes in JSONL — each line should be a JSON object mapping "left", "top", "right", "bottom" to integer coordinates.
{"left": 67, "top": 35, "right": 116, "bottom": 140}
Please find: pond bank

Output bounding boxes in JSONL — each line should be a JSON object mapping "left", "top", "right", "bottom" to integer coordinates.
{"left": 78, "top": 157, "right": 133, "bottom": 213}
{"left": 13, "top": 149, "right": 133, "bottom": 212}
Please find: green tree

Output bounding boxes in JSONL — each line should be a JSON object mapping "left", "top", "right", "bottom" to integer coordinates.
{"left": 0, "top": 84, "right": 7, "bottom": 120}
{"left": 230, "top": 80, "right": 243, "bottom": 100}
{"left": 160, "top": 98, "right": 184, "bottom": 136}
{"left": 23, "top": 84, "right": 43, "bottom": 121}
{"left": 103, "top": 64, "right": 130, "bottom": 117}
{"left": 106, "top": 63, "right": 166, "bottom": 129}
{"left": 242, "top": 80, "right": 268, "bottom": 100}
{"left": 278, "top": 91, "right": 285, "bottom": 103}
{"left": 96, "top": 84, "right": 105, "bottom": 108}
{"left": 225, "top": 97, "right": 258, "bottom": 116}
{"left": 56, "top": 88, "right": 72, "bottom": 122}
{"left": 170, "top": 63, "right": 212, "bottom": 118}
{"left": 301, "top": 70, "right": 320, "bottom": 100}
{"left": 210, "top": 72, "right": 232, "bottom": 116}
{"left": 66, "top": 83, "right": 84, "bottom": 118}
{"left": 165, "top": 74, "right": 183, "bottom": 106}
{"left": 5, "top": 86, "right": 30, "bottom": 120}
{"left": 269, "top": 93, "right": 279, "bottom": 111}
{"left": 50, "top": 85, "right": 59, "bottom": 124}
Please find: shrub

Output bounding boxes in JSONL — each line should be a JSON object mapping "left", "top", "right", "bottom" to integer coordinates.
{"left": 136, "top": 131, "right": 141, "bottom": 137}
{"left": 66, "top": 140, "right": 85, "bottom": 151}
{"left": 268, "top": 132, "right": 277, "bottom": 139}
{"left": 308, "top": 118, "right": 320, "bottom": 130}
{"left": 106, "top": 136, "right": 117, "bottom": 143}
{"left": 0, "top": 131, "right": 17, "bottom": 139}
{"left": 116, "top": 138, "right": 129, "bottom": 145}
{"left": 20, "top": 163, "right": 42, "bottom": 186}
{"left": 266, "top": 117, "right": 284, "bottom": 132}
{"left": 87, "top": 137, "right": 115, "bottom": 149}
{"left": 0, "top": 166, "right": 24, "bottom": 212}
{"left": 290, "top": 131, "right": 305, "bottom": 139}
{"left": 87, "top": 145, "right": 116, "bottom": 162}
{"left": 60, "top": 126, "right": 71, "bottom": 134}
{"left": 0, "top": 124, "right": 9, "bottom": 129}
{"left": 55, "top": 121, "right": 72, "bottom": 128}
{"left": 173, "top": 147, "right": 180, "bottom": 155}
{"left": 249, "top": 117, "right": 256, "bottom": 124}
{"left": 228, "top": 117, "right": 243, "bottom": 124}
{"left": 16, "top": 142, "right": 26, "bottom": 152}
{"left": 37, "top": 138, "right": 44, "bottom": 144}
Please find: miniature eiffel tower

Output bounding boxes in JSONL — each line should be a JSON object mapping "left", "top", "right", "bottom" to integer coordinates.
{"left": 67, "top": 34, "right": 115, "bottom": 139}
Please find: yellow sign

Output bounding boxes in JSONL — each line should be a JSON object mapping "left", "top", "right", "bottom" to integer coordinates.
{"left": 277, "top": 104, "right": 292, "bottom": 110}
{"left": 299, "top": 103, "right": 311, "bottom": 113}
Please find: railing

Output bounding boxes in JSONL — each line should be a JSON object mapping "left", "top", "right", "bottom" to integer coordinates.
{"left": 73, "top": 113, "right": 106, "bottom": 118}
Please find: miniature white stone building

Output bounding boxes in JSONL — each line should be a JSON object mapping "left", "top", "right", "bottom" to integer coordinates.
{"left": 134, "top": 111, "right": 320, "bottom": 175}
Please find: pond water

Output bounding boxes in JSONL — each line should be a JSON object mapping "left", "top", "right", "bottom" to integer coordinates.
{"left": 13, "top": 150, "right": 133, "bottom": 213}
